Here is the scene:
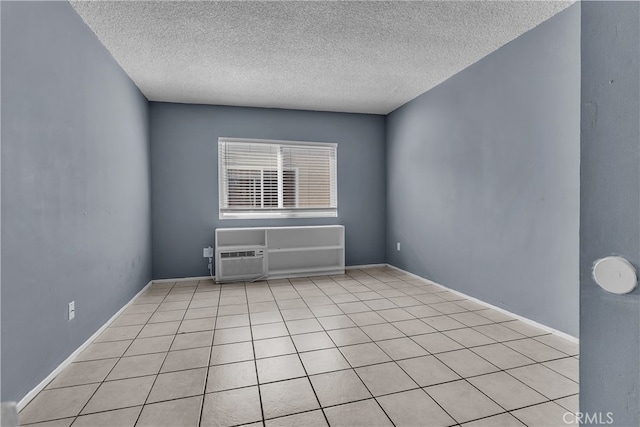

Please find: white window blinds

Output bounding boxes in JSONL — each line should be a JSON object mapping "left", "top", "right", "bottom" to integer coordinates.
{"left": 218, "top": 138, "right": 338, "bottom": 219}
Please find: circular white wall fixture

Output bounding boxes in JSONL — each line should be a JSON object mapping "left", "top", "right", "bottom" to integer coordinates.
{"left": 592, "top": 256, "right": 638, "bottom": 295}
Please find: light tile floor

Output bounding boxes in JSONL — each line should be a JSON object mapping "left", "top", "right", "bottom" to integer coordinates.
{"left": 19, "top": 267, "right": 579, "bottom": 427}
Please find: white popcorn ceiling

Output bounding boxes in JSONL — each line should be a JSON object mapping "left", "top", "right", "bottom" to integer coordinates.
{"left": 70, "top": 1, "right": 573, "bottom": 114}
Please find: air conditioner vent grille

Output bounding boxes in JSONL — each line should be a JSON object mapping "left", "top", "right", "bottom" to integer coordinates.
{"left": 221, "top": 251, "right": 257, "bottom": 258}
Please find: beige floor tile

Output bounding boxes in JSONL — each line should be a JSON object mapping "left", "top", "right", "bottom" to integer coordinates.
{"left": 323, "top": 399, "right": 393, "bottom": 427}
{"left": 75, "top": 340, "right": 132, "bottom": 361}
{"left": 157, "top": 301, "right": 189, "bottom": 311}
{"left": 72, "top": 406, "right": 141, "bottom": 427}
{"left": 391, "top": 319, "right": 436, "bottom": 336}
{"left": 535, "top": 334, "right": 579, "bottom": 356}
{"left": 280, "top": 307, "right": 314, "bottom": 321}
{"left": 356, "top": 362, "right": 417, "bottom": 396}
{"left": 260, "top": 378, "right": 320, "bottom": 419}
{"left": 20, "top": 418, "right": 75, "bottom": 426}
{"left": 161, "top": 347, "right": 210, "bottom": 373}
{"left": 111, "top": 313, "right": 153, "bottom": 327}
{"left": 543, "top": 357, "right": 579, "bottom": 382}
{"left": 249, "top": 301, "right": 279, "bottom": 312}
{"left": 147, "top": 367, "right": 206, "bottom": 402}
{"left": 277, "top": 298, "right": 307, "bottom": 310}
{"left": 422, "top": 315, "right": 467, "bottom": 331}
{"left": 189, "top": 298, "right": 219, "bottom": 309}
{"left": 339, "top": 343, "right": 391, "bottom": 367}
{"left": 376, "top": 308, "right": 414, "bottom": 322}
{"left": 202, "top": 386, "right": 262, "bottom": 426}
{"left": 455, "top": 300, "right": 487, "bottom": 312}
{"left": 330, "top": 293, "right": 359, "bottom": 304}
{"left": 361, "top": 323, "right": 404, "bottom": 341}
{"left": 388, "top": 295, "right": 422, "bottom": 307}
{"left": 377, "top": 389, "right": 455, "bottom": 427}
{"left": 310, "top": 369, "right": 371, "bottom": 407}
{"left": 425, "top": 380, "right": 503, "bottom": 424}
{"left": 470, "top": 343, "right": 536, "bottom": 370}
{"left": 254, "top": 336, "right": 296, "bottom": 359}
{"left": 472, "top": 324, "right": 525, "bottom": 343}
{"left": 507, "top": 364, "right": 578, "bottom": 399}
{"left": 462, "top": 413, "right": 525, "bottom": 426}
{"left": 257, "top": 354, "right": 306, "bottom": 383}
{"left": 251, "top": 320, "right": 288, "bottom": 339}
{"left": 337, "top": 301, "right": 371, "bottom": 314}
{"left": 94, "top": 325, "right": 143, "bottom": 342}
{"left": 138, "top": 395, "right": 203, "bottom": 427}
{"left": 81, "top": 376, "right": 154, "bottom": 414}
{"left": 170, "top": 330, "right": 214, "bottom": 351}
{"left": 211, "top": 341, "right": 254, "bottom": 365}
{"left": 299, "top": 348, "right": 351, "bottom": 375}
{"left": 363, "top": 298, "right": 398, "bottom": 310}
{"left": 265, "top": 409, "right": 327, "bottom": 427}
{"left": 207, "top": 361, "right": 257, "bottom": 392}
{"left": 179, "top": 317, "right": 216, "bottom": 333}
{"left": 138, "top": 321, "right": 180, "bottom": 338}
{"left": 347, "top": 311, "right": 387, "bottom": 326}
{"left": 412, "top": 332, "right": 464, "bottom": 353}
{"left": 511, "top": 401, "right": 577, "bottom": 426}
{"left": 502, "top": 320, "right": 549, "bottom": 337}
{"left": 475, "top": 309, "right": 515, "bottom": 323}
{"left": 124, "top": 335, "right": 173, "bottom": 356}
{"left": 249, "top": 308, "right": 282, "bottom": 325}
{"left": 216, "top": 303, "right": 249, "bottom": 316}
{"left": 318, "top": 315, "right": 357, "bottom": 330}
{"left": 292, "top": 331, "right": 335, "bottom": 352}
{"left": 215, "top": 314, "right": 250, "bottom": 329}
{"left": 327, "top": 327, "right": 371, "bottom": 346}
{"left": 147, "top": 310, "right": 184, "bottom": 323}
{"left": 106, "top": 353, "right": 165, "bottom": 380}
{"left": 123, "top": 303, "right": 159, "bottom": 315}
{"left": 449, "top": 312, "right": 494, "bottom": 327}
{"left": 436, "top": 349, "right": 500, "bottom": 378}
{"left": 184, "top": 306, "right": 218, "bottom": 319}
{"left": 504, "top": 338, "right": 567, "bottom": 362}
{"left": 444, "top": 328, "right": 496, "bottom": 347}
{"left": 213, "top": 326, "right": 252, "bottom": 345}
{"left": 285, "top": 318, "right": 323, "bottom": 334}
{"left": 46, "top": 359, "right": 117, "bottom": 389}
{"left": 310, "top": 304, "right": 343, "bottom": 317}
{"left": 376, "top": 337, "right": 429, "bottom": 360}
{"left": 468, "top": 371, "right": 547, "bottom": 410}
{"left": 554, "top": 394, "right": 579, "bottom": 412}
{"left": 404, "top": 305, "right": 442, "bottom": 318}
{"left": 397, "top": 355, "right": 460, "bottom": 387}
{"left": 19, "top": 384, "right": 99, "bottom": 424}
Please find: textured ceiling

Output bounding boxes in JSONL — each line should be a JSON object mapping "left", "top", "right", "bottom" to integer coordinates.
{"left": 70, "top": 1, "right": 573, "bottom": 114}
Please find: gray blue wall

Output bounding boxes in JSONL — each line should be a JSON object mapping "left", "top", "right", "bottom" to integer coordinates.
{"left": 150, "top": 103, "right": 386, "bottom": 279}
{"left": 1, "top": 1, "right": 152, "bottom": 402}
{"left": 385, "top": 5, "right": 580, "bottom": 336}
{"left": 580, "top": 2, "right": 639, "bottom": 424}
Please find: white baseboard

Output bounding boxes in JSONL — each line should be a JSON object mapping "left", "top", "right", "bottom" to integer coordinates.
{"left": 385, "top": 264, "right": 579, "bottom": 343}
{"left": 152, "top": 276, "right": 212, "bottom": 284}
{"left": 17, "top": 280, "right": 154, "bottom": 412}
{"left": 345, "top": 264, "right": 387, "bottom": 270}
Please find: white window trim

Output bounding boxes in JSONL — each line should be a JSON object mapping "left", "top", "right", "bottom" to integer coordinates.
{"left": 218, "top": 137, "right": 338, "bottom": 220}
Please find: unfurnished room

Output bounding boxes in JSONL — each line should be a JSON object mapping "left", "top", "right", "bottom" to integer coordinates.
{"left": 1, "top": 1, "right": 639, "bottom": 426}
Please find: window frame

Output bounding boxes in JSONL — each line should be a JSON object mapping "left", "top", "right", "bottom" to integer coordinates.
{"left": 218, "top": 137, "right": 338, "bottom": 220}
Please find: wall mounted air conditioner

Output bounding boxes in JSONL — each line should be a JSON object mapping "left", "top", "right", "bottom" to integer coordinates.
{"left": 215, "top": 246, "right": 267, "bottom": 283}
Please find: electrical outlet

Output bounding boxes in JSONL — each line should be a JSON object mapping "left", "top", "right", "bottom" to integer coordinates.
{"left": 203, "top": 247, "right": 213, "bottom": 258}
{"left": 397, "top": 242, "right": 401, "bottom": 251}
{"left": 68, "top": 301, "right": 75, "bottom": 321}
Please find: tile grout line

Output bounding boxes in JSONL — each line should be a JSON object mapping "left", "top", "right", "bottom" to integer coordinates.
{"left": 198, "top": 278, "right": 223, "bottom": 427}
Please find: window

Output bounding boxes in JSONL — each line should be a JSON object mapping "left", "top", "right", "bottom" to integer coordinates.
{"left": 218, "top": 138, "right": 337, "bottom": 219}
